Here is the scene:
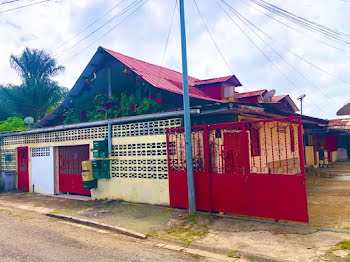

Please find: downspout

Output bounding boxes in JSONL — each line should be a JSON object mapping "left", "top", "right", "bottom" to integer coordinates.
{"left": 108, "top": 120, "right": 112, "bottom": 156}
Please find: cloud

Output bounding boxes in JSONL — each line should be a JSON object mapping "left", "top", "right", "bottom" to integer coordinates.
{"left": 0, "top": 0, "right": 349, "bottom": 119}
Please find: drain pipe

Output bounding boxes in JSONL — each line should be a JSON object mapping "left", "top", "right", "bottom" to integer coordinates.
{"left": 107, "top": 120, "right": 112, "bottom": 156}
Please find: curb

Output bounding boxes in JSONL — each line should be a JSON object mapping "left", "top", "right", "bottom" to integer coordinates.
{"left": 45, "top": 213, "right": 147, "bottom": 239}
{"left": 151, "top": 237, "right": 294, "bottom": 262}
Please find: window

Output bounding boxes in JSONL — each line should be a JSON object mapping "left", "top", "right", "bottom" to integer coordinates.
{"left": 223, "top": 85, "right": 235, "bottom": 101}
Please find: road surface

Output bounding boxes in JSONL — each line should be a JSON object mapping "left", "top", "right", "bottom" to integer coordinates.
{"left": 0, "top": 207, "right": 222, "bottom": 262}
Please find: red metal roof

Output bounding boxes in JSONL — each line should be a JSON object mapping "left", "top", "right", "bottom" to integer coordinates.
{"left": 328, "top": 119, "right": 350, "bottom": 129}
{"left": 236, "top": 89, "right": 267, "bottom": 99}
{"left": 272, "top": 95, "right": 288, "bottom": 102}
{"left": 194, "top": 75, "right": 241, "bottom": 86}
{"left": 102, "top": 47, "right": 241, "bottom": 102}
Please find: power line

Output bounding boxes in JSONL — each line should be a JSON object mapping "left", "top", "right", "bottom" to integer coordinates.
{"left": 53, "top": 0, "right": 129, "bottom": 53}
{"left": 217, "top": 1, "right": 328, "bottom": 114}
{"left": 55, "top": 0, "right": 143, "bottom": 59}
{"left": 193, "top": 0, "right": 248, "bottom": 91}
{"left": 217, "top": 2, "right": 297, "bottom": 90}
{"left": 0, "top": 0, "right": 49, "bottom": 14}
{"left": 161, "top": 0, "right": 177, "bottom": 66}
{"left": 235, "top": 0, "right": 350, "bottom": 54}
{"left": 0, "top": 0, "right": 20, "bottom": 5}
{"left": 249, "top": 0, "right": 350, "bottom": 42}
{"left": 226, "top": 0, "right": 350, "bottom": 86}
{"left": 221, "top": 0, "right": 342, "bottom": 107}
{"left": 61, "top": 0, "right": 147, "bottom": 64}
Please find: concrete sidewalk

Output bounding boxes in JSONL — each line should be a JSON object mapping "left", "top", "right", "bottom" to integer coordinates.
{"left": 0, "top": 192, "right": 349, "bottom": 262}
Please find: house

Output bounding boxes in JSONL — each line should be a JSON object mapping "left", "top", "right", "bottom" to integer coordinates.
{"left": 0, "top": 46, "right": 328, "bottom": 222}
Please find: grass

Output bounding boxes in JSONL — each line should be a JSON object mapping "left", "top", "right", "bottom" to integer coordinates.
{"left": 49, "top": 210, "right": 60, "bottom": 215}
{"left": 339, "top": 240, "right": 350, "bottom": 250}
{"left": 180, "top": 238, "right": 192, "bottom": 244}
{"left": 227, "top": 251, "right": 240, "bottom": 259}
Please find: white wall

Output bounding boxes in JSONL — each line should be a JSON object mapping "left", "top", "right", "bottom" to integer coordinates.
{"left": 31, "top": 147, "right": 54, "bottom": 194}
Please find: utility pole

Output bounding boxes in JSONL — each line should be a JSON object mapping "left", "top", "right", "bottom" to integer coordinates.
{"left": 179, "top": 0, "right": 196, "bottom": 213}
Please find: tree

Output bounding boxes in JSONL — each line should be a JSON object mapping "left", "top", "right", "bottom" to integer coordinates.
{"left": 0, "top": 117, "right": 28, "bottom": 132}
{"left": 1, "top": 48, "right": 67, "bottom": 122}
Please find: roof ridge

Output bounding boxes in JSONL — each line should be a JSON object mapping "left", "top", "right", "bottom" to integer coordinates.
{"left": 101, "top": 46, "right": 199, "bottom": 81}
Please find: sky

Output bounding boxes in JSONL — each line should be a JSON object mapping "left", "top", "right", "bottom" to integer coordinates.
{"left": 0, "top": 0, "right": 350, "bottom": 119}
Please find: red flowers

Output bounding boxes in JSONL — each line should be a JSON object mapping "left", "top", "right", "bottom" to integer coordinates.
{"left": 60, "top": 115, "right": 65, "bottom": 118}
{"left": 156, "top": 98, "right": 163, "bottom": 103}
{"left": 97, "top": 109, "right": 106, "bottom": 114}
{"left": 130, "top": 104, "right": 135, "bottom": 112}
{"left": 103, "top": 101, "right": 116, "bottom": 109}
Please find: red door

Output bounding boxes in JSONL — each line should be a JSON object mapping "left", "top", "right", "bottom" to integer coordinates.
{"left": 59, "top": 145, "right": 90, "bottom": 196}
{"left": 17, "top": 147, "right": 29, "bottom": 192}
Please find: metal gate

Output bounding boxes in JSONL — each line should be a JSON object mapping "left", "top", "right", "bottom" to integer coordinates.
{"left": 17, "top": 147, "right": 29, "bottom": 192}
{"left": 166, "top": 116, "right": 308, "bottom": 222}
{"left": 59, "top": 145, "right": 90, "bottom": 196}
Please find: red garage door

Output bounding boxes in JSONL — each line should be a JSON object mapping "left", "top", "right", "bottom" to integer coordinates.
{"left": 59, "top": 145, "right": 90, "bottom": 196}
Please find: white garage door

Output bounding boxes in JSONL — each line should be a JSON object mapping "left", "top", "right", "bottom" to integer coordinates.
{"left": 31, "top": 147, "right": 54, "bottom": 194}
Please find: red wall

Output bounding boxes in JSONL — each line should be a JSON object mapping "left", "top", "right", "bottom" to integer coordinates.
{"left": 199, "top": 83, "right": 222, "bottom": 100}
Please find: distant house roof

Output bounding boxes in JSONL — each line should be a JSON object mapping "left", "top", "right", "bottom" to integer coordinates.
{"left": 193, "top": 75, "right": 241, "bottom": 86}
{"left": 328, "top": 118, "right": 350, "bottom": 130}
{"left": 236, "top": 89, "right": 267, "bottom": 99}
{"left": 272, "top": 95, "right": 288, "bottom": 102}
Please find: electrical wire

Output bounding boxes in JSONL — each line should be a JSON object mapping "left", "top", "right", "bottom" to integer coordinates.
{"left": 55, "top": 0, "right": 143, "bottom": 59}
{"left": 0, "top": 0, "right": 20, "bottom": 5}
{"left": 61, "top": 0, "right": 147, "bottom": 64}
{"left": 234, "top": 0, "right": 350, "bottom": 54}
{"left": 161, "top": 0, "right": 177, "bottom": 67}
{"left": 227, "top": 0, "right": 350, "bottom": 85}
{"left": 53, "top": 0, "right": 129, "bottom": 53}
{"left": 0, "top": 0, "right": 48, "bottom": 14}
{"left": 193, "top": 0, "right": 248, "bottom": 91}
{"left": 221, "top": 0, "right": 342, "bottom": 107}
{"left": 249, "top": 0, "right": 350, "bottom": 43}
{"left": 217, "top": 1, "right": 329, "bottom": 114}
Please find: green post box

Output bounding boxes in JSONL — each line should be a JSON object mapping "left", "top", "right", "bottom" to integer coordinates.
{"left": 92, "top": 160, "right": 101, "bottom": 179}
{"left": 93, "top": 140, "right": 108, "bottom": 158}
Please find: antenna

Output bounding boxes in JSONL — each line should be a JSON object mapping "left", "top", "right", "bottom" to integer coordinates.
{"left": 337, "top": 103, "right": 350, "bottom": 116}
{"left": 262, "top": 89, "right": 276, "bottom": 102}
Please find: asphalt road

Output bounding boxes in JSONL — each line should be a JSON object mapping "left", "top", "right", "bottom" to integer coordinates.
{"left": 0, "top": 207, "right": 218, "bottom": 262}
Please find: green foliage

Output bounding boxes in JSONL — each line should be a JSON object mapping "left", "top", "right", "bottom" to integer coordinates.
{"left": 0, "top": 117, "right": 28, "bottom": 132}
{"left": 339, "top": 240, "right": 350, "bottom": 250}
{"left": 1, "top": 48, "right": 67, "bottom": 122}
{"left": 63, "top": 92, "right": 164, "bottom": 124}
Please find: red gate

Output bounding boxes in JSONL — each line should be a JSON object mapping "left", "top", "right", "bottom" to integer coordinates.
{"left": 166, "top": 116, "right": 308, "bottom": 222}
{"left": 59, "top": 145, "right": 90, "bottom": 196}
{"left": 17, "top": 147, "right": 29, "bottom": 192}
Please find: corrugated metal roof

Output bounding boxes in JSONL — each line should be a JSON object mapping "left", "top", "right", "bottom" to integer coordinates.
{"left": 328, "top": 118, "right": 350, "bottom": 129}
{"left": 194, "top": 75, "right": 241, "bottom": 86}
{"left": 272, "top": 95, "right": 288, "bottom": 102}
{"left": 103, "top": 47, "right": 226, "bottom": 102}
{"left": 236, "top": 89, "right": 267, "bottom": 99}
